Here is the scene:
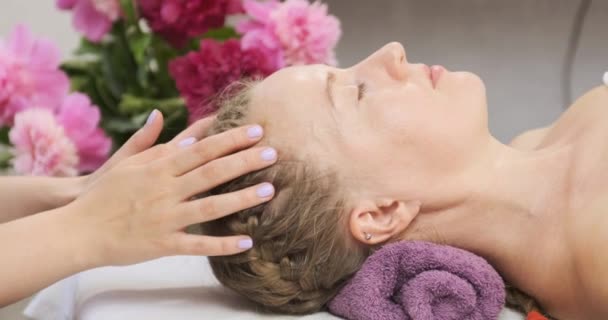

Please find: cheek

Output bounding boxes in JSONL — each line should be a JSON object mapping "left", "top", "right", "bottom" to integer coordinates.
{"left": 368, "top": 92, "right": 437, "bottom": 145}
{"left": 370, "top": 81, "right": 488, "bottom": 171}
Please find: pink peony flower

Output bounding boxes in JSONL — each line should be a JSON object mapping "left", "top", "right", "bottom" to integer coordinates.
{"left": 0, "top": 25, "right": 69, "bottom": 126}
{"left": 169, "top": 39, "right": 276, "bottom": 122}
{"left": 9, "top": 109, "right": 79, "bottom": 177}
{"left": 56, "top": 0, "right": 121, "bottom": 42}
{"left": 56, "top": 93, "right": 112, "bottom": 173}
{"left": 138, "top": 0, "right": 239, "bottom": 47}
{"left": 237, "top": 0, "right": 341, "bottom": 67}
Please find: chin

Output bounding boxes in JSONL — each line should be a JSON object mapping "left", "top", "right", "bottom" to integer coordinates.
{"left": 450, "top": 71, "right": 485, "bottom": 89}
{"left": 444, "top": 71, "right": 486, "bottom": 102}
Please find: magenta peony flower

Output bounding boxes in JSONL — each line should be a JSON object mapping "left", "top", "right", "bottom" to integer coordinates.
{"left": 138, "top": 0, "right": 239, "bottom": 47}
{"left": 56, "top": 0, "right": 121, "bottom": 42}
{"left": 237, "top": 0, "right": 341, "bottom": 67}
{"left": 0, "top": 25, "right": 69, "bottom": 126}
{"left": 169, "top": 39, "right": 276, "bottom": 122}
{"left": 9, "top": 109, "right": 79, "bottom": 177}
{"left": 56, "top": 93, "right": 112, "bottom": 173}
{"left": 227, "top": 0, "right": 245, "bottom": 14}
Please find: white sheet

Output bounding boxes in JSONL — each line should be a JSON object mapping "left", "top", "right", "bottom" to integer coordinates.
{"left": 24, "top": 256, "right": 525, "bottom": 320}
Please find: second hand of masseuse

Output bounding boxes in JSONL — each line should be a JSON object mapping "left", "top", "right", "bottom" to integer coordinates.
{"left": 0, "top": 110, "right": 277, "bottom": 306}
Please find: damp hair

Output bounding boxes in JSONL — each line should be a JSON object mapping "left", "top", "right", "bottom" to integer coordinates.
{"left": 200, "top": 80, "right": 548, "bottom": 317}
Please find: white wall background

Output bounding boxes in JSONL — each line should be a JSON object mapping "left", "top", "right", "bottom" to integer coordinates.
{"left": 0, "top": 1, "right": 80, "bottom": 56}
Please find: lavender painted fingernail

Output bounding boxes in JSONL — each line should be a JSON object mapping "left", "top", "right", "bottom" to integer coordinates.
{"left": 145, "top": 109, "right": 158, "bottom": 127}
{"left": 261, "top": 148, "right": 277, "bottom": 161}
{"left": 247, "top": 125, "right": 263, "bottom": 139}
{"left": 256, "top": 183, "right": 274, "bottom": 198}
{"left": 238, "top": 238, "right": 253, "bottom": 249}
{"left": 179, "top": 137, "right": 196, "bottom": 147}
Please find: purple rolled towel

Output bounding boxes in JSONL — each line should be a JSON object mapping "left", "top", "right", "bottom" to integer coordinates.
{"left": 327, "top": 241, "right": 505, "bottom": 320}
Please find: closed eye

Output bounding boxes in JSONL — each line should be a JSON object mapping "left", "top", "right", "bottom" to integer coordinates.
{"left": 358, "top": 82, "right": 367, "bottom": 100}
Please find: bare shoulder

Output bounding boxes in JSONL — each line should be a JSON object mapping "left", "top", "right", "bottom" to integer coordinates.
{"left": 508, "top": 126, "right": 551, "bottom": 150}
{"left": 566, "top": 85, "right": 608, "bottom": 121}
{"left": 575, "top": 85, "right": 608, "bottom": 104}
{"left": 509, "top": 85, "right": 608, "bottom": 151}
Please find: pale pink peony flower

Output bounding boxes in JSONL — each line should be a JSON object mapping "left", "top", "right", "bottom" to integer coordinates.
{"left": 237, "top": 0, "right": 341, "bottom": 67}
{"left": 56, "top": 93, "right": 112, "bottom": 172}
{"left": 56, "top": 0, "right": 121, "bottom": 42}
{"left": 9, "top": 109, "right": 79, "bottom": 177}
{"left": 0, "top": 25, "right": 69, "bottom": 126}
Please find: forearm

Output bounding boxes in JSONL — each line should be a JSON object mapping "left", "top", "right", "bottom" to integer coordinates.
{"left": 0, "top": 176, "right": 84, "bottom": 223}
{"left": 0, "top": 205, "right": 99, "bottom": 306}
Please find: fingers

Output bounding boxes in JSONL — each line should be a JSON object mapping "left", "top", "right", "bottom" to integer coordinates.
{"left": 178, "top": 146, "right": 277, "bottom": 199}
{"left": 89, "top": 110, "right": 164, "bottom": 178}
{"left": 174, "top": 234, "right": 253, "bottom": 256}
{"left": 164, "top": 124, "right": 265, "bottom": 176}
{"left": 170, "top": 115, "right": 216, "bottom": 146}
{"left": 175, "top": 182, "right": 274, "bottom": 228}
{"left": 110, "top": 110, "right": 165, "bottom": 165}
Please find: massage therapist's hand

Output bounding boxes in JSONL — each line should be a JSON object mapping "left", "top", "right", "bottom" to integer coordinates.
{"left": 0, "top": 110, "right": 277, "bottom": 306}
{"left": 66, "top": 111, "right": 277, "bottom": 267}
{"left": 0, "top": 110, "right": 197, "bottom": 223}
{"left": 82, "top": 110, "right": 208, "bottom": 194}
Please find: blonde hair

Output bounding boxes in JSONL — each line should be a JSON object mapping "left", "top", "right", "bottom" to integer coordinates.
{"left": 201, "top": 82, "right": 547, "bottom": 317}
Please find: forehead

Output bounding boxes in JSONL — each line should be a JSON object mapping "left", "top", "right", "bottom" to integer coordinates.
{"left": 246, "top": 65, "right": 336, "bottom": 152}
{"left": 252, "top": 64, "right": 329, "bottom": 110}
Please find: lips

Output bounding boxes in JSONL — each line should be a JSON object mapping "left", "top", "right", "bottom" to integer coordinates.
{"left": 430, "top": 65, "right": 445, "bottom": 88}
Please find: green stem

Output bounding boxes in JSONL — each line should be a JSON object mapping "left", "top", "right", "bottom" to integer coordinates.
{"left": 118, "top": 94, "right": 185, "bottom": 115}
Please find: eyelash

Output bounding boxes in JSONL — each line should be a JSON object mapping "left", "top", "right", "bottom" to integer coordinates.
{"left": 357, "top": 82, "right": 367, "bottom": 100}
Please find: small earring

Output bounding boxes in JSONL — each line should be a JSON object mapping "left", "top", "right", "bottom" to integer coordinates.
{"left": 364, "top": 232, "right": 372, "bottom": 240}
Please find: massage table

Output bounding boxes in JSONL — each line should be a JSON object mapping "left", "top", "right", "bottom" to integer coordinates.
{"left": 24, "top": 256, "right": 525, "bottom": 320}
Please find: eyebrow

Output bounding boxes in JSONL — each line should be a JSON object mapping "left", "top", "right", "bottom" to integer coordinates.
{"left": 326, "top": 71, "right": 336, "bottom": 108}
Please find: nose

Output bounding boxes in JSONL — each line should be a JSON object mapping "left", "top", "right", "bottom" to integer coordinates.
{"left": 355, "top": 42, "right": 408, "bottom": 81}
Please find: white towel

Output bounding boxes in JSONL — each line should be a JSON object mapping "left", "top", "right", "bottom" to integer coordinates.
{"left": 24, "top": 274, "right": 78, "bottom": 320}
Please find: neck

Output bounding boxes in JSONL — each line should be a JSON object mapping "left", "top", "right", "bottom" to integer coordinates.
{"left": 398, "top": 136, "right": 576, "bottom": 302}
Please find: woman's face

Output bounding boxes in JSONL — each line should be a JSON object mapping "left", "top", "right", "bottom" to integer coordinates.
{"left": 249, "top": 42, "right": 490, "bottom": 199}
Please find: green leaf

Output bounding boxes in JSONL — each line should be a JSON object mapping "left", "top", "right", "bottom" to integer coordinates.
{"left": 183, "top": 27, "right": 240, "bottom": 52}
{"left": 0, "top": 127, "right": 10, "bottom": 145}
{"left": 203, "top": 27, "right": 239, "bottom": 41}
{"left": 67, "top": 75, "right": 89, "bottom": 92}
{"left": 104, "top": 116, "right": 141, "bottom": 133}
{"left": 99, "top": 24, "right": 138, "bottom": 98}
{"left": 93, "top": 75, "right": 120, "bottom": 111}
{"left": 128, "top": 33, "right": 152, "bottom": 65}
{"left": 119, "top": 0, "right": 139, "bottom": 27}
{"left": 127, "top": 33, "right": 153, "bottom": 89}
{"left": 148, "top": 35, "right": 180, "bottom": 97}
{"left": 158, "top": 105, "right": 188, "bottom": 143}
{"left": 75, "top": 38, "right": 104, "bottom": 55}
{"left": 0, "top": 148, "right": 12, "bottom": 170}
{"left": 61, "top": 59, "right": 97, "bottom": 76}
{"left": 0, "top": 128, "right": 12, "bottom": 169}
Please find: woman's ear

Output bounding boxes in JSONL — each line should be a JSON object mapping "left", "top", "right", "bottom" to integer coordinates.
{"left": 349, "top": 199, "right": 421, "bottom": 245}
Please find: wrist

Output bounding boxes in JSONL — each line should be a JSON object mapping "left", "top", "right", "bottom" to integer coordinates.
{"left": 53, "top": 202, "right": 106, "bottom": 270}
{"left": 40, "top": 176, "right": 86, "bottom": 210}
{"left": 57, "top": 176, "right": 86, "bottom": 205}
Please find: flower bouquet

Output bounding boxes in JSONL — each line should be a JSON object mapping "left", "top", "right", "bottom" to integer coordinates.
{"left": 0, "top": 0, "right": 341, "bottom": 176}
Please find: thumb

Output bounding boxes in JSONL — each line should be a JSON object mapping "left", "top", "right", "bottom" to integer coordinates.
{"left": 112, "top": 109, "right": 164, "bottom": 162}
